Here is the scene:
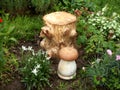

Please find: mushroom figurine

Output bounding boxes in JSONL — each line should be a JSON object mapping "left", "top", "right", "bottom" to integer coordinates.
{"left": 57, "top": 47, "right": 78, "bottom": 80}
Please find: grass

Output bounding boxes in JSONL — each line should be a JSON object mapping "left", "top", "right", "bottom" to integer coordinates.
{"left": 11, "top": 15, "right": 43, "bottom": 41}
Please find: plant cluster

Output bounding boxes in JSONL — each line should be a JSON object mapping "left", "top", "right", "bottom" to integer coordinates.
{"left": 0, "top": 14, "right": 16, "bottom": 73}
{"left": 88, "top": 5, "right": 120, "bottom": 41}
{"left": 20, "top": 46, "right": 51, "bottom": 90}
{"left": 0, "top": 14, "right": 19, "bottom": 85}
{"left": 77, "top": 5, "right": 119, "bottom": 56}
{"left": 0, "top": 0, "right": 57, "bottom": 15}
{"left": 53, "top": 0, "right": 95, "bottom": 13}
{"left": 84, "top": 49, "right": 120, "bottom": 89}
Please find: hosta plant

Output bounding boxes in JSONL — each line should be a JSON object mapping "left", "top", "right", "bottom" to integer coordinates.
{"left": 20, "top": 46, "right": 51, "bottom": 90}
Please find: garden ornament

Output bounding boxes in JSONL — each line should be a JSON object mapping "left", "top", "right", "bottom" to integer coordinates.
{"left": 40, "top": 11, "right": 78, "bottom": 80}
{"left": 58, "top": 46, "right": 78, "bottom": 80}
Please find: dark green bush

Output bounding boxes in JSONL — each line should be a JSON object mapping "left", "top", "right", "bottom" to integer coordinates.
{"left": 0, "top": 0, "right": 58, "bottom": 15}
{"left": 0, "top": 0, "right": 28, "bottom": 15}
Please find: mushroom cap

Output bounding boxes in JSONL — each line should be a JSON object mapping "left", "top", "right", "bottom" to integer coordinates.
{"left": 43, "top": 11, "right": 76, "bottom": 25}
{"left": 59, "top": 47, "right": 78, "bottom": 61}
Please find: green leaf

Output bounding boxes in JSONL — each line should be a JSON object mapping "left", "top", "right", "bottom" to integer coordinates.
{"left": 9, "top": 37, "right": 18, "bottom": 43}
{"left": 7, "top": 26, "right": 15, "bottom": 34}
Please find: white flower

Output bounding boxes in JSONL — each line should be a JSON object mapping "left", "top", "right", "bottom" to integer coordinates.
{"left": 41, "top": 50, "right": 46, "bottom": 55}
{"left": 112, "top": 12, "right": 117, "bottom": 17}
{"left": 96, "top": 58, "right": 101, "bottom": 63}
{"left": 45, "top": 55, "right": 51, "bottom": 60}
{"left": 22, "top": 45, "right": 27, "bottom": 51}
{"left": 36, "top": 64, "right": 40, "bottom": 69}
{"left": 28, "top": 46, "right": 33, "bottom": 51}
{"left": 92, "top": 23, "right": 95, "bottom": 26}
{"left": 109, "top": 30, "right": 114, "bottom": 34}
{"left": 96, "top": 11, "right": 101, "bottom": 16}
{"left": 103, "top": 26, "right": 107, "bottom": 29}
{"left": 82, "top": 67, "right": 86, "bottom": 71}
{"left": 91, "top": 61, "right": 95, "bottom": 65}
{"left": 46, "top": 56, "right": 51, "bottom": 60}
{"left": 101, "top": 20, "right": 105, "bottom": 24}
{"left": 32, "top": 68, "right": 38, "bottom": 76}
{"left": 111, "top": 35, "right": 116, "bottom": 39}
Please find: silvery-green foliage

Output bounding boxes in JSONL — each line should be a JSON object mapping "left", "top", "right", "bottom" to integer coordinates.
{"left": 88, "top": 5, "right": 120, "bottom": 41}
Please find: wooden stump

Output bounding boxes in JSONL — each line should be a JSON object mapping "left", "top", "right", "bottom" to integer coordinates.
{"left": 40, "top": 11, "right": 77, "bottom": 58}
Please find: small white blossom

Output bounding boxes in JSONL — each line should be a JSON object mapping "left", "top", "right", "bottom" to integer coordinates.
{"left": 92, "top": 23, "right": 95, "bottom": 26}
{"left": 28, "top": 46, "right": 33, "bottom": 51}
{"left": 91, "top": 61, "right": 95, "bottom": 65}
{"left": 111, "top": 35, "right": 116, "bottom": 39}
{"left": 22, "top": 45, "right": 27, "bottom": 51}
{"left": 46, "top": 56, "right": 51, "bottom": 60}
{"left": 82, "top": 67, "right": 86, "bottom": 71}
{"left": 41, "top": 50, "right": 46, "bottom": 55}
{"left": 45, "top": 55, "right": 51, "bottom": 60}
{"left": 103, "top": 26, "right": 107, "bottom": 29}
{"left": 96, "top": 11, "right": 101, "bottom": 16}
{"left": 32, "top": 68, "right": 38, "bottom": 76}
{"left": 36, "top": 64, "right": 40, "bottom": 69}
{"left": 109, "top": 30, "right": 114, "bottom": 34}
{"left": 96, "top": 58, "right": 101, "bottom": 63}
{"left": 112, "top": 12, "right": 117, "bottom": 17}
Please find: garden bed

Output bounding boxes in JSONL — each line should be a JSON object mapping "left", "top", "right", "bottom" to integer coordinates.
{"left": 1, "top": 0, "right": 120, "bottom": 90}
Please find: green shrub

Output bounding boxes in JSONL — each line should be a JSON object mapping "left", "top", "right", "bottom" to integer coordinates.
{"left": 76, "top": 6, "right": 119, "bottom": 56}
{"left": 0, "top": 0, "right": 57, "bottom": 15}
{"left": 0, "top": 14, "right": 18, "bottom": 84}
{"left": 20, "top": 46, "right": 51, "bottom": 90}
{"left": 88, "top": 5, "right": 120, "bottom": 41}
{"left": 84, "top": 49, "right": 120, "bottom": 89}
{"left": 31, "top": 0, "right": 57, "bottom": 13}
{"left": 0, "top": 14, "right": 17, "bottom": 73}
{"left": 0, "top": 0, "right": 28, "bottom": 15}
{"left": 53, "top": 0, "right": 95, "bottom": 13}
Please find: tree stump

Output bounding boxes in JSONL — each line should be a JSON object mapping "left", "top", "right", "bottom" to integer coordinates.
{"left": 40, "top": 11, "right": 77, "bottom": 58}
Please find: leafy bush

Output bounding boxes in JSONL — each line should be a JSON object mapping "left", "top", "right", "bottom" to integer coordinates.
{"left": 31, "top": 0, "right": 57, "bottom": 13}
{"left": 20, "top": 46, "right": 51, "bottom": 90}
{"left": 0, "top": 0, "right": 28, "bottom": 15}
{"left": 76, "top": 6, "right": 119, "bottom": 56}
{"left": 88, "top": 5, "right": 120, "bottom": 41}
{"left": 53, "top": 0, "right": 95, "bottom": 13}
{"left": 0, "top": 14, "right": 17, "bottom": 73}
{"left": 84, "top": 49, "right": 120, "bottom": 89}
{"left": 0, "top": 0, "right": 57, "bottom": 15}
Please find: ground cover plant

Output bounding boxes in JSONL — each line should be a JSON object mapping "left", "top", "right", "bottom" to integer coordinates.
{"left": 0, "top": 0, "right": 120, "bottom": 90}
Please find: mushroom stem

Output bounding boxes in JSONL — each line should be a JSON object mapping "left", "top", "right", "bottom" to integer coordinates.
{"left": 57, "top": 59, "right": 77, "bottom": 80}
